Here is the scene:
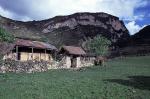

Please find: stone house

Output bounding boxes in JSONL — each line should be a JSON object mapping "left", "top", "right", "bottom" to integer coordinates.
{"left": 0, "top": 41, "right": 95, "bottom": 72}
{"left": 59, "top": 46, "right": 95, "bottom": 68}
{"left": 3, "top": 39, "right": 57, "bottom": 62}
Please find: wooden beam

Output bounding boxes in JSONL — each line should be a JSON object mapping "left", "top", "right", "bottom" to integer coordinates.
{"left": 31, "top": 47, "right": 34, "bottom": 60}
{"left": 54, "top": 51, "right": 56, "bottom": 61}
{"left": 16, "top": 46, "right": 18, "bottom": 60}
{"left": 45, "top": 49, "right": 47, "bottom": 60}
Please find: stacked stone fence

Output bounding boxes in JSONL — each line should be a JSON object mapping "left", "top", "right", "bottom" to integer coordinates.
{"left": 0, "top": 59, "right": 62, "bottom": 73}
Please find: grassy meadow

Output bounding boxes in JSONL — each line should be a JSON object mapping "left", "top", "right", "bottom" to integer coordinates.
{"left": 0, "top": 56, "right": 150, "bottom": 99}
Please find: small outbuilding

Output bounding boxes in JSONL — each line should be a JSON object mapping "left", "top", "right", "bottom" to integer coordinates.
{"left": 59, "top": 46, "right": 87, "bottom": 68}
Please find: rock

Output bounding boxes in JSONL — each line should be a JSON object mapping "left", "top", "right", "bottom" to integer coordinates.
{"left": 0, "top": 12, "right": 130, "bottom": 48}
{"left": 40, "top": 13, "right": 129, "bottom": 47}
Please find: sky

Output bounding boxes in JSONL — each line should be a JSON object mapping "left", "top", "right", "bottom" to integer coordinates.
{"left": 0, "top": 0, "right": 150, "bottom": 35}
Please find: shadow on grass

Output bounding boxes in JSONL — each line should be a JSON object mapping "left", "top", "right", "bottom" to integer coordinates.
{"left": 104, "top": 76, "right": 150, "bottom": 90}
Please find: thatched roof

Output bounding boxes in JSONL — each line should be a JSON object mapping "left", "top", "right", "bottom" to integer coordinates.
{"left": 60, "top": 46, "right": 86, "bottom": 55}
{"left": 16, "top": 39, "right": 57, "bottom": 50}
{"left": 0, "top": 39, "right": 57, "bottom": 55}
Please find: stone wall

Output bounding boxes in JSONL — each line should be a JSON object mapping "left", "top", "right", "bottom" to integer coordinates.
{"left": 0, "top": 60, "right": 48, "bottom": 73}
{"left": 0, "top": 56, "right": 95, "bottom": 73}
{"left": 80, "top": 57, "right": 95, "bottom": 67}
{"left": 0, "top": 59, "right": 60, "bottom": 73}
{"left": 76, "top": 57, "right": 81, "bottom": 68}
{"left": 58, "top": 56, "right": 95, "bottom": 68}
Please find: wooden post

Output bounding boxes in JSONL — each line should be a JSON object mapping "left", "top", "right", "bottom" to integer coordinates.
{"left": 31, "top": 47, "right": 33, "bottom": 60}
{"left": 16, "top": 46, "right": 18, "bottom": 60}
{"left": 54, "top": 51, "right": 56, "bottom": 61}
{"left": 45, "top": 49, "right": 47, "bottom": 61}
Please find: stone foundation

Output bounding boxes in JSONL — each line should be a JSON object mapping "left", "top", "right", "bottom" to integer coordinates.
{"left": 0, "top": 57, "right": 95, "bottom": 73}
{"left": 0, "top": 59, "right": 59, "bottom": 73}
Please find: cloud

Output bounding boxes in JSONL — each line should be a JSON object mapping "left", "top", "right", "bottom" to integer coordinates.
{"left": 0, "top": 0, "right": 148, "bottom": 21}
{"left": 125, "top": 21, "right": 147, "bottom": 35}
{"left": 123, "top": 14, "right": 145, "bottom": 21}
{"left": 0, "top": 6, "right": 13, "bottom": 18}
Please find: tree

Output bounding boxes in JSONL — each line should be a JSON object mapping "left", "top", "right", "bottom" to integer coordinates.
{"left": 85, "top": 35, "right": 111, "bottom": 56}
{"left": 0, "top": 27, "right": 15, "bottom": 43}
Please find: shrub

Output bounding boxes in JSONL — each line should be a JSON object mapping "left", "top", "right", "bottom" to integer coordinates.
{"left": 0, "top": 27, "right": 15, "bottom": 43}
{"left": 85, "top": 35, "right": 111, "bottom": 56}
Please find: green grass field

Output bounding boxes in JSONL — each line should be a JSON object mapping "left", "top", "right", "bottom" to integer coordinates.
{"left": 0, "top": 56, "right": 150, "bottom": 99}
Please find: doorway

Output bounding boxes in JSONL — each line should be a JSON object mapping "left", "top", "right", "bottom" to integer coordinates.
{"left": 71, "top": 56, "right": 77, "bottom": 68}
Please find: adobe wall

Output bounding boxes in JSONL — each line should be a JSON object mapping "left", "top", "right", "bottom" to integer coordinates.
{"left": 3, "top": 52, "right": 53, "bottom": 61}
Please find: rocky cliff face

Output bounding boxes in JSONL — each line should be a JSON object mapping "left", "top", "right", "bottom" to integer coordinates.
{"left": 0, "top": 12, "right": 130, "bottom": 47}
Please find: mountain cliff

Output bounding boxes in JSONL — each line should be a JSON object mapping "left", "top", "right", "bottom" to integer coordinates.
{"left": 117, "top": 25, "right": 150, "bottom": 56}
{"left": 131, "top": 25, "right": 150, "bottom": 45}
{"left": 0, "top": 12, "right": 130, "bottom": 47}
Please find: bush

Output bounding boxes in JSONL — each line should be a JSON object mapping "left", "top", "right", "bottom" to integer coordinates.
{"left": 0, "top": 27, "right": 15, "bottom": 43}
{"left": 85, "top": 35, "right": 111, "bottom": 56}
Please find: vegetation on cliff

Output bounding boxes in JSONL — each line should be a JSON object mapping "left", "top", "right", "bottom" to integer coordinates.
{"left": 0, "top": 27, "right": 15, "bottom": 43}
